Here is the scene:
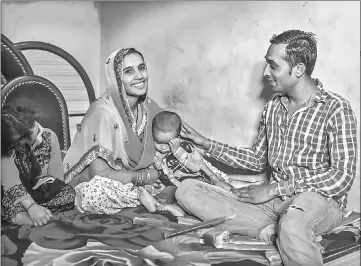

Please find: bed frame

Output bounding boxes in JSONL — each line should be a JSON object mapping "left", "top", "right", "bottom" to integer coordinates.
{"left": 1, "top": 34, "right": 359, "bottom": 266}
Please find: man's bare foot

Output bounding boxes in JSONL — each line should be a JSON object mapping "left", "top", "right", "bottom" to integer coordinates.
{"left": 157, "top": 203, "right": 185, "bottom": 217}
{"left": 11, "top": 212, "right": 33, "bottom": 226}
{"left": 138, "top": 187, "right": 158, "bottom": 212}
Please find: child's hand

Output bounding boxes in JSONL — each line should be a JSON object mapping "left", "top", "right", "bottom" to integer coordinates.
{"left": 214, "top": 180, "right": 234, "bottom": 191}
{"left": 169, "top": 138, "right": 181, "bottom": 154}
{"left": 27, "top": 203, "right": 52, "bottom": 227}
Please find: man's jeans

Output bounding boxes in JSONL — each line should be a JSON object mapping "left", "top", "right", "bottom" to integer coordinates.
{"left": 175, "top": 179, "right": 344, "bottom": 266}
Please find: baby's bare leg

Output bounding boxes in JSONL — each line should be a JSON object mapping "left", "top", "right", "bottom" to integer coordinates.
{"left": 157, "top": 203, "right": 185, "bottom": 217}
{"left": 139, "top": 187, "right": 186, "bottom": 216}
{"left": 138, "top": 187, "right": 158, "bottom": 212}
{"left": 139, "top": 187, "right": 185, "bottom": 216}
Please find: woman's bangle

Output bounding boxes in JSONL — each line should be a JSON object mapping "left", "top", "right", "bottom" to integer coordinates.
{"left": 135, "top": 169, "right": 150, "bottom": 186}
{"left": 135, "top": 170, "right": 142, "bottom": 186}
{"left": 26, "top": 202, "right": 36, "bottom": 211}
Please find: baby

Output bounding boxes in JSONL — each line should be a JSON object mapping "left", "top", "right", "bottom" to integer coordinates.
{"left": 152, "top": 111, "right": 261, "bottom": 190}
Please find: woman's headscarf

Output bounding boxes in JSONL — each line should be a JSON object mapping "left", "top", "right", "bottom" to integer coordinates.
{"left": 105, "top": 48, "right": 147, "bottom": 137}
{"left": 104, "top": 48, "right": 160, "bottom": 169}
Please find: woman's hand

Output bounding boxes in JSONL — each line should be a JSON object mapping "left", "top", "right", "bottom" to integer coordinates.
{"left": 144, "top": 168, "right": 161, "bottom": 185}
{"left": 180, "top": 121, "right": 211, "bottom": 151}
{"left": 27, "top": 203, "right": 52, "bottom": 227}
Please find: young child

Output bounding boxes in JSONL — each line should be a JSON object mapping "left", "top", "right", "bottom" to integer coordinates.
{"left": 152, "top": 111, "right": 262, "bottom": 190}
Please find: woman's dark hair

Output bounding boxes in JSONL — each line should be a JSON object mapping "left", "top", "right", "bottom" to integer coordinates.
{"left": 1, "top": 105, "right": 41, "bottom": 157}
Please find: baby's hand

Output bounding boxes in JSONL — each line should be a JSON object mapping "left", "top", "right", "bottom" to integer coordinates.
{"left": 169, "top": 138, "right": 181, "bottom": 154}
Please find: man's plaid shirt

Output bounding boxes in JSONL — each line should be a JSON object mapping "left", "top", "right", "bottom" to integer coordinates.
{"left": 208, "top": 80, "right": 357, "bottom": 210}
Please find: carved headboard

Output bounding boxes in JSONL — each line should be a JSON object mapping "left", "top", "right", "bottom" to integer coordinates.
{"left": 1, "top": 34, "right": 96, "bottom": 151}
{"left": 1, "top": 34, "right": 33, "bottom": 84}
{"left": 1, "top": 75, "right": 71, "bottom": 151}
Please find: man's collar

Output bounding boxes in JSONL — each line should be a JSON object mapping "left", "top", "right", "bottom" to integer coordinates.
{"left": 312, "top": 78, "right": 327, "bottom": 104}
{"left": 278, "top": 78, "right": 327, "bottom": 108}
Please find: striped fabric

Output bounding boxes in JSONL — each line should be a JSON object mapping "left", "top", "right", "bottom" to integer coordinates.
{"left": 208, "top": 79, "right": 357, "bottom": 210}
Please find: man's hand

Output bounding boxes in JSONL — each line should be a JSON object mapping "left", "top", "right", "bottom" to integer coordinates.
{"left": 169, "top": 138, "right": 181, "bottom": 154}
{"left": 230, "top": 183, "right": 278, "bottom": 204}
{"left": 180, "top": 121, "right": 211, "bottom": 151}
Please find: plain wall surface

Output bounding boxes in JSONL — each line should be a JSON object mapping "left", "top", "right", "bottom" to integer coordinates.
{"left": 1, "top": 1, "right": 359, "bottom": 212}
{"left": 1, "top": 1, "right": 101, "bottom": 95}
{"left": 99, "top": 1, "right": 360, "bottom": 211}
{"left": 1, "top": 0, "right": 102, "bottom": 140}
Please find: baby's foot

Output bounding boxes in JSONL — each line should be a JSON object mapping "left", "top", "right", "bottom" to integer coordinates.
{"left": 157, "top": 203, "right": 185, "bottom": 217}
{"left": 138, "top": 187, "right": 158, "bottom": 212}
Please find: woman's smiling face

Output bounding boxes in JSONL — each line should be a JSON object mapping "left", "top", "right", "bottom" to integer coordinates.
{"left": 122, "top": 52, "right": 148, "bottom": 97}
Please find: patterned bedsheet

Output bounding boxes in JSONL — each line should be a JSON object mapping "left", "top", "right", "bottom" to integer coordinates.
{"left": 1, "top": 207, "right": 360, "bottom": 266}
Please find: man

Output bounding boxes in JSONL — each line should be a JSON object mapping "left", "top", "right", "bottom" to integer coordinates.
{"left": 176, "top": 29, "right": 358, "bottom": 266}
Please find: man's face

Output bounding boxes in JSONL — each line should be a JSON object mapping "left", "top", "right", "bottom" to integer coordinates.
{"left": 263, "top": 43, "right": 297, "bottom": 94}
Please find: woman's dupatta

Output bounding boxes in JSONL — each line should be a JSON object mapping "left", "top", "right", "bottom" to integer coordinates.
{"left": 63, "top": 49, "right": 162, "bottom": 184}
{"left": 105, "top": 48, "right": 156, "bottom": 169}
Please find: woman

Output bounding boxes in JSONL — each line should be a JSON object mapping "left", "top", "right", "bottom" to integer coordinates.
{"left": 1, "top": 105, "right": 75, "bottom": 226}
{"left": 63, "top": 48, "right": 180, "bottom": 215}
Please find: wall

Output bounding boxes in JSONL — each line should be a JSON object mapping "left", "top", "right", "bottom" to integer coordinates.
{"left": 100, "top": 1, "right": 360, "bottom": 211}
{"left": 2, "top": 1, "right": 359, "bottom": 212}
{"left": 1, "top": 0, "right": 102, "bottom": 140}
{"left": 1, "top": 0, "right": 101, "bottom": 96}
